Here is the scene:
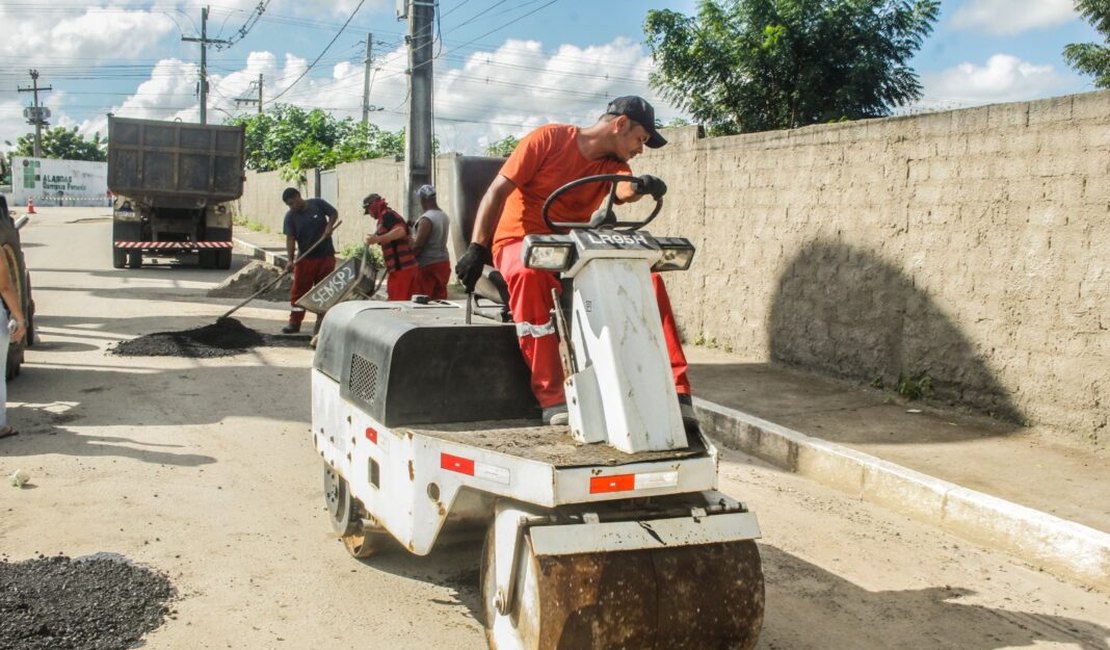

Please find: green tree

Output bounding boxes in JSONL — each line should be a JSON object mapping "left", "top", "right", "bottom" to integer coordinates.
{"left": 227, "top": 105, "right": 408, "bottom": 178}
{"left": 486, "top": 135, "right": 521, "bottom": 157}
{"left": 644, "top": 0, "right": 940, "bottom": 135}
{"left": 1064, "top": 0, "right": 1110, "bottom": 88}
{"left": 10, "top": 126, "right": 106, "bottom": 161}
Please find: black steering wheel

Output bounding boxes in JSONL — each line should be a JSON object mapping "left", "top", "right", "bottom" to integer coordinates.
{"left": 541, "top": 174, "right": 663, "bottom": 233}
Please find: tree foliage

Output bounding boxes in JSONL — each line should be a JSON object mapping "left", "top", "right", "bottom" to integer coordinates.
{"left": 485, "top": 135, "right": 521, "bottom": 157}
{"left": 644, "top": 0, "right": 940, "bottom": 134}
{"left": 10, "top": 126, "right": 106, "bottom": 162}
{"left": 1064, "top": 0, "right": 1110, "bottom": 88}
{"left": 227, "top": 105, "right": 407, "bottom": 179}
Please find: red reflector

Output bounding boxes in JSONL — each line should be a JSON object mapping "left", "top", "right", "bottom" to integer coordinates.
{"left": 365, "top": 427, "right": 378, "bottom": 444}
{"left": 441, "top": 453, "right": 475, "bottom": 476}
{"left": 590, "top": 474, "right": 635, "bottom": 494}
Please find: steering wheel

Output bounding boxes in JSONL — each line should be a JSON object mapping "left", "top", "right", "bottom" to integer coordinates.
{"left": 541, "top": 174, "right": 663, "bottom": 233}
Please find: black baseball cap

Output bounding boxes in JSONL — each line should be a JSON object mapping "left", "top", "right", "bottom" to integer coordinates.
{"left": 605, "top": 95, "right": 667, "bottom": 148}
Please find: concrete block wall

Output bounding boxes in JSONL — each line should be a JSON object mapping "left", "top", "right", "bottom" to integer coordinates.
{"left": 640, "top": 90, "right": 1108, "bottom": 447}
{"left": 238, "top": 157, "right": 458, "bottom": 256}
{"left": 234, "top": 90, "right": 1109, "bottom": 447}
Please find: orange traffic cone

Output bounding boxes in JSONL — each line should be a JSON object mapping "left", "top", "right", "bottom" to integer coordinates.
{"left": 26, "top": 198, "right": 36, "bottom": 214}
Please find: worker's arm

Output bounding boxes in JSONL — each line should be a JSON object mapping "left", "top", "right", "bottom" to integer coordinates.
{"left": 616, "top": 174, "right": 666, "bottom": 204}
{"left": 470, "top": 174, "right": 516, "bottom": 248}
{"left": 322, "top": 201, "right": 339, "bottom": 238}
{"left": 0, "top": 254, "right": 26, "bottom": 345}
{"left": 285, "top": 234, "right": 296, "bottom": 273}
{"left": 366, "top": 224, "right": 406, "bottom": 246}
{"left": 455, "top": 174, "right": 516, "bottom": 292}
{"left": 411, "top": 218, "right": 431, "bottom": 255}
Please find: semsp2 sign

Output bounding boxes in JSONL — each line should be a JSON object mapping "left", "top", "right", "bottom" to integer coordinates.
{"left": 12, "top": 157, "right": 108, "bottom": 208}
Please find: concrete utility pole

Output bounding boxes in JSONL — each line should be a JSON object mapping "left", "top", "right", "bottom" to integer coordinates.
{"left": 362, "top": 33, "right": 373, "bottom": 126}
{"left": 18, "top": 70, "right": 52, "bottom": 158}
{"left": 235, "top": 73, "right": 264, "bottom": 114}
{"left": 404, "top": 0, "right": 434, "bottom": 220}
{"left": 183, "top": 6, "right": 229, "bottom": 125}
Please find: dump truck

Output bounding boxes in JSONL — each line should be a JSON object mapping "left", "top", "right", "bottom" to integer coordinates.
{"left": 311, "top": 158, "right": 765, "bottom": 649}
{"left": 107, "top": 117, "right": 245, "bottom": 269}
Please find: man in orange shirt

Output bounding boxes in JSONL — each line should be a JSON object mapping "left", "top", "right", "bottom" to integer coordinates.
{"left": 456, "top": 96, "right": 693, "bottom": 427}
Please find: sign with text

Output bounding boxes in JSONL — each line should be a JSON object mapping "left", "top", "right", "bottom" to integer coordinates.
{"left": 12, "top": 157, "right": 109, "bottom": 207}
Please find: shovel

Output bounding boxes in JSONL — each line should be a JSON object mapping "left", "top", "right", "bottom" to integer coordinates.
{"left": 216, "top": 221, "right": 341, "bottom": 323}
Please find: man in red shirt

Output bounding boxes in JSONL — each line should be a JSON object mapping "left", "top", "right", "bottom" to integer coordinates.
{"left": 456, "top": 96, "right": 693, "bottom": 427}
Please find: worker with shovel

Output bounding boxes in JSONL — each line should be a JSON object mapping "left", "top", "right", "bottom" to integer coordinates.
{"left": 281, "top": 187, "right": 337, "bottom": 334}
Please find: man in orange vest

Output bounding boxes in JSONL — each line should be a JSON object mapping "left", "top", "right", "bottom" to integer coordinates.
{"left": 363, "top": 193, "right": 418, "bottom": 301}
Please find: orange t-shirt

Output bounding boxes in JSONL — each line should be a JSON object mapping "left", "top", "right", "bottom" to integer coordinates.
{"left": 492, "top": 124, "right": 631, "bottom": 258}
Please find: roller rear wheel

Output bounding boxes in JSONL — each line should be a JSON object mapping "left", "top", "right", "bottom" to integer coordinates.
{"left": 323, "top": 463, "right": 391, "bottom": 559}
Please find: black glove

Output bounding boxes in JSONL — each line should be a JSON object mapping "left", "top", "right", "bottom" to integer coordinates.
{"left": 455, "top": 242, "right": 491, "bottom": 293}
{"left": 634, "top": 174, "right": 667, "bottom": 201}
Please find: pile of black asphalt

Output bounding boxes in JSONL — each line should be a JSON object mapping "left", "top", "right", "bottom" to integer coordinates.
{"left": 110, "top": 317, "right": 304, "bottom": 358}
{"left": 0, "top": 553, "right": 176, "bottom": 650}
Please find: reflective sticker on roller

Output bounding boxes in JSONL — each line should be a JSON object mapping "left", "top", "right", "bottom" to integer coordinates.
{"left": 589, "top": 470, "right": 679, "bottom": 494}
{"left": 515, "top": 320, "right": 556, "bottom": 338}
{"left": 365, "top": 427, "right": 377, "bottom": 444}
{"left": 440, "top": 453, "right": 510, "bottom": 485}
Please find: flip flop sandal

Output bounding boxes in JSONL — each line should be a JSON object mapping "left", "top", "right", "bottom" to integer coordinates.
{"left": 0, "top": 426, "right": 18, "bottom": 439}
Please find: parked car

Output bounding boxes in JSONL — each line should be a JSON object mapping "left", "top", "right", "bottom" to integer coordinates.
{"left": 0, "top": 196, "right": 35, "bottom": 379}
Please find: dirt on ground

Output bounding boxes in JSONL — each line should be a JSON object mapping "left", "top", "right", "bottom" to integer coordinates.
{"left": 108, "top": 317, "right": 307, "bottom": 358}
{"left": 205, "top": 260, "right": 290, "bottom": 301}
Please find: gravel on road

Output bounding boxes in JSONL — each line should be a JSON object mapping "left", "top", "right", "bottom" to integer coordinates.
{"left": 0, "top": 553, "right": 176, "bottom": 650}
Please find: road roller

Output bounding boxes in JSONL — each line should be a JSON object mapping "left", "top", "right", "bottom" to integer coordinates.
{"left": 311, "top": 169, "right": 765, "bottom": 649}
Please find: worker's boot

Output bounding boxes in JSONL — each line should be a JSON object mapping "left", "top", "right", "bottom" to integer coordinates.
{"left": 281, "top": 322, "right": 301, "bottom": 334}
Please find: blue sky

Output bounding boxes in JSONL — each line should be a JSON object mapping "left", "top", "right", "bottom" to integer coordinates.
{"left": 0, "top": 0, "right": 1103, "bottom": 155}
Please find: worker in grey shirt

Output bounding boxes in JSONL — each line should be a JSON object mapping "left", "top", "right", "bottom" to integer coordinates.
{"left": 411, "top": 184, "right": 451, "bottom": 299}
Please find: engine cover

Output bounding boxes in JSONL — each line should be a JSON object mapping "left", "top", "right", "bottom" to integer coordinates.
{"left": 314, "top": 301, "right": 538, "bottom": 427}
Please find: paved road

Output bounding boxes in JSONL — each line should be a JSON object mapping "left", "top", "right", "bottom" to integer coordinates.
{"left": 1, "top": 207, "right": 1106, "bottom": 649}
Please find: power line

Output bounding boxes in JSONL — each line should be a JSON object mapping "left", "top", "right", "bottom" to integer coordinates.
{"left": 266, "top": 0, "right": 368, "bottom": 105}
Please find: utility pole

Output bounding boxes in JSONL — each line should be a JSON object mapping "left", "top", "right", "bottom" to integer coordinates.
{"left": 361, "top": 33, "right": 373, "bottom": 126}
{"left": 235, "top": 73, "right": 264, "bottom": 114}
{"left": 18, "top": 70, "right": 52, "bottom": 158}
{"left": 403, "top": 0, "right": 434, "bottom": 220}
{"left": 183, "top": 6, "right": 229, "bottom": 125}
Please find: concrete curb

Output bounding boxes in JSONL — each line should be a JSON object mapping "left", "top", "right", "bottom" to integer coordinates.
{"left": 695, "top": 397, "right": 1110, "bottom": 592}
{"left": 233, "top": 237, "right": 287, "bottom": 267}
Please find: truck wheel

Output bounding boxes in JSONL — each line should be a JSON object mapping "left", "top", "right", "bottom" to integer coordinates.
{"left": 323, "top": 463, "right": 391, "bottom": 558}
{"left": 127, "top": 250, "right": 142, "bottom": 269}
{"left": 198, "top": 250, "right": 217, "bottom": 269}
{"left": 216, "top": 249, "right": 232, "bottom": 270}
{"left": 112, "top": 248, "right": 126, "bottom": 269}
{"left": 5, "top": 346, "right": 20, "bottom": 380}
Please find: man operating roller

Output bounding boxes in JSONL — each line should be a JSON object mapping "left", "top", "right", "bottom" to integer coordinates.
{"left": 455, "top": 96, "right": 695, "bottom": 427}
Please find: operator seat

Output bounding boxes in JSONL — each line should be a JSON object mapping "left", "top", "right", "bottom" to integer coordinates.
{"left": 450, "top": 156, "right": 511, "bottom": 308}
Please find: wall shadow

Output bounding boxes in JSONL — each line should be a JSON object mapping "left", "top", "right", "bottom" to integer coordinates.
{"left": 758, "top": 544, "right": 1107, "bottom": 649}
{"left": 769, "top": 239, "right": 1022, "bottom": 423}
{"left": 319, "top": 539, "right": 1109, "bottom": 649}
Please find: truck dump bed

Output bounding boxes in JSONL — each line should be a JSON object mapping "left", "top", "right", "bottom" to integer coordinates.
{"left": 107, "top": 117, "right": 244, "bottom": 204}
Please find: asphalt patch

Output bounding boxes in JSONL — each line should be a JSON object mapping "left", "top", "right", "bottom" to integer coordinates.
{"left": 0, "top": 553, "right": 175, "bottom": 650}
{"left": 109, "top": 318, "right": 307, "bottom": 358}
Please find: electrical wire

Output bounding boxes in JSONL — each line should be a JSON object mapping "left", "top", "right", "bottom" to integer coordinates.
{"left": 265, "top": 0, "right": 367, "bottom": 105}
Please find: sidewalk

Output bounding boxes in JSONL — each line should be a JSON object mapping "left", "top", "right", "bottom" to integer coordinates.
{"left": 231, "top": 230, "right": 1109, "bottom": 591}
{"left": 686, "top": 347, "right": 1109, "bottom": 591}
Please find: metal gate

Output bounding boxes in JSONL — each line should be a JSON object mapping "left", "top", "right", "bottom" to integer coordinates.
{"left": 318, "top": 169, "right": 338, "bottom": 205}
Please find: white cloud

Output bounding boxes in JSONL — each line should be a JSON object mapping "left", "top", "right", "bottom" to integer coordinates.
{"left": 920, "top": 54, "right": 1070, "bottom": 107}
{"left": 951, "top": 0, "right": 1077, "bottom": 36}
{"left": 432, "top": 37, "right": 676, "bottom": 154}
{"left": 0, "top": 6, "right": 175, "bottom": 62}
